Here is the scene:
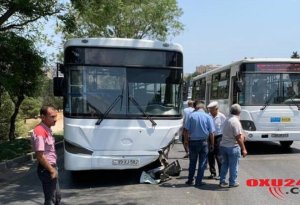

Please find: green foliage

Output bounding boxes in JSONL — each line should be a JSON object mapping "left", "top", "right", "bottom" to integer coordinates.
{"left": 40, "top": 78, "right": 63, "bottom": 110}
{"left": 0, "top": 0, "right": 66, "bottom": 141}
{"left": 291, "top": 51, "right": 300, "bottom": 59}
{"left": 0, "top": 91, "right": 14, "bottom": 141}
{"left": 0, "top": 0, "right": 63, "bottom": 32}
{"left": 59, "top": 0, "right": 184, "bottom": 41}
{"left": 0, "top": 32, "right": 46, "bottom": 140}
{"left": 0, "top": 134, "right": 64, "bottom": 162}
{"left": 20, "top": 97, "right": 42, "bottom": 119}
{"left": 0, "top": 138, "right": 32, "bottom": 162}
{"left": 0, "top": 32, "right": 45, "bottom": 98}
{"left": 0, "top": 0, "right": 66, "bottom": 70}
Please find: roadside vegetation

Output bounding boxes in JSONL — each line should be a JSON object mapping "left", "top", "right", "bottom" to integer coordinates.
{"left": 0, "top": 0, "right": 184, "bottom": 161}
{"left": 0, "top": 133, "right": 63, "bottom": 162}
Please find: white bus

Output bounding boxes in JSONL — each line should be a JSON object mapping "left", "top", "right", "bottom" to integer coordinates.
{"left": 53, "top": 38, "right": 183, "bottom": 170}
{"left": 192, "top": 58, "right": 300, "bottom": 148}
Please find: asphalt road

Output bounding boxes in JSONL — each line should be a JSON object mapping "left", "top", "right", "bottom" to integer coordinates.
{"left": 1, "top": 141, "right": 300, "bottom": 205}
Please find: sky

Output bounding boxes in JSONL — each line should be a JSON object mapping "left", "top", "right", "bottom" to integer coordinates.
{"left": 44, "top": 0, "right": 300, "bottom": 74}
{"left": 173, "top": 0, "right": 300, "bottom": 74}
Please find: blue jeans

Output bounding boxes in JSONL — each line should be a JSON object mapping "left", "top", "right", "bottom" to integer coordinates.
{"left": 188, "top": 140, "right": 208, "bottom": 184}
{"left": 37, "top": 164, "right": 61, "bottom": 205}
{"left": 219, "top": 146, "right": 241, "bottom": 185}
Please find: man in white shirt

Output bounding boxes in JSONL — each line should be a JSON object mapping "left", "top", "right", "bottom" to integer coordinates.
{"left": 207, "top": 101, "right": 226, "bottom": 180}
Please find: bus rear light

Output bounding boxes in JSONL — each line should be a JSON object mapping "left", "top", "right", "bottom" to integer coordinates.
{"left": 64, "top": 140, "right": 93, "bottom": 155}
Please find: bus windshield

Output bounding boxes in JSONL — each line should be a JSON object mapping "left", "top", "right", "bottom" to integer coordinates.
{"left": 64, "top": 66, "right": 182, "bottom": 118}
{"left": 239, "top": 73, "right": 300, "bottom": 106}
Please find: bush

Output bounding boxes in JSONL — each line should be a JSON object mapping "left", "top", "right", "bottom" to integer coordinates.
{"left": 0, "top": 138, "right": 32, "bottom": 162}
{"left": 0, "top": 92, "right": 14, "bottom": 142}
{"left": 0, "top": 134, "right": 64, "bottom": 162}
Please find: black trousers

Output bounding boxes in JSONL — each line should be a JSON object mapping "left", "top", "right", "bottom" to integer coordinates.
{"left": 208, "top": 135, "right": 222, "bottom": 176}
{"left": 37, "top": 164, "right": 61, "bottom": 205}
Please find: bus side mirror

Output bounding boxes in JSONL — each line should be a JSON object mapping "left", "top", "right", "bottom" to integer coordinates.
{"left": 234, "top": 81, "right": 243, "bottom": 93}
{"left": 57, "top": 63, "right": 65, "bottom": 74}
{"left": 53, "top": 77, "right": 64, "bottom": 96}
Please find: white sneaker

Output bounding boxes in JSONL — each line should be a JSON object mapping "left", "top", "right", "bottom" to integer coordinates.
{"left": 219, "top": 182, "right": 229, "bottom": 188}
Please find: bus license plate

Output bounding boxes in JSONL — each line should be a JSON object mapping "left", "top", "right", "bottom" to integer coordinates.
{"left": 112, "top": 159, "right": 139, "bottom": 166}
{"left": 271, "top": 134, "right": 288, "bottom": 138}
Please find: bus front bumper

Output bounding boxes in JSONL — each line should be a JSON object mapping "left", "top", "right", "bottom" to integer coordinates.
{"left": 244, "top": 131, "right": 300, "bottom": 142}
{"left": 64, "top": 150, "right": 160, "bottom": 171}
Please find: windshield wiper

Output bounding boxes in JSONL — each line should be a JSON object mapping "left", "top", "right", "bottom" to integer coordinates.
{"left": 286, "top": 94, "right": 300, "bottom": 110}
{"left": 95, "top": 94, "right": 123, "bottom": 125}
{"left": 87, "top": 102, "right": 103, "bottom": 116}
{"left": 128, "top": 96, "right": 157, "bottom": 127}
{"left": 260, "top": 89, "right": 278, "bottom": 111}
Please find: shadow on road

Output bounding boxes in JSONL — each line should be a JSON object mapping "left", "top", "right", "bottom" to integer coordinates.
{"left": 62, "top": 169, "right": 143, "bottom": 189}
{"left": 245, "top": 141, "right": 300, "bottom": 155}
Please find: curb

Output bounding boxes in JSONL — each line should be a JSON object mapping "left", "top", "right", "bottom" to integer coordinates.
{"left": 0, "top": 141, "right": 63, "bottom": 171}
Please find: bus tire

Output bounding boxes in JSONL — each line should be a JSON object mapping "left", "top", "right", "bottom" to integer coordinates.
{"left": 280, "top": 141, "right": 293, "bottom": 148}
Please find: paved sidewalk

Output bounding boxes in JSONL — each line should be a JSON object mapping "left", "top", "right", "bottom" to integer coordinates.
{"left": 0, "top": 141, "right": 63, "bottom": 185}
{"left": 0, "top": 160, "right": 35, "bottom": 185}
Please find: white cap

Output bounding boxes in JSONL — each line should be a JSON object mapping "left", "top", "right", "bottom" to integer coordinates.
{"left": 207, "top": 101, "right": 218, "bottom": 108}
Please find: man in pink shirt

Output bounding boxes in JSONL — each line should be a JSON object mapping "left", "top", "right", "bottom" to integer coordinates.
{"left": 31, "top": 106, "right": 61, "bottom": 205}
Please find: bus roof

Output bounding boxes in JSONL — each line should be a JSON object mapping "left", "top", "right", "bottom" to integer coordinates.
{"left": 230, "top": 57, "right": 300, "bottom": 64}
{"left": 64, "top": 38, "right": 183, "bottom": 52}
{"left": 193, "top": 58, "right": 300, "bottom": 81}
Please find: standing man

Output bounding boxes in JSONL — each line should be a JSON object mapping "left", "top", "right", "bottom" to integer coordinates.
{"left": 219, "top": 104, "right": 247, "bottom": 188}
{"left": 182, "top": 100, "right": 194, "bottom": 158}
{"left": 184, "top": 100, "right": 215, "bottom": 187}
{"left": 207, "top": 101, "right": 226, "bottom": 180}
{"left": 31, "top": 106, "right": 61, "bottom": 205}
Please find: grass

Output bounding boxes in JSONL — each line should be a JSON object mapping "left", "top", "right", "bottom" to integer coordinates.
{"left": 0, "top": 134, "right": 64, "bottom": 163}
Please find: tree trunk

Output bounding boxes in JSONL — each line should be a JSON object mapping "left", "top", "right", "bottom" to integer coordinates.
{"left": 8, "top": 95, "right": 24, "bottom": 141}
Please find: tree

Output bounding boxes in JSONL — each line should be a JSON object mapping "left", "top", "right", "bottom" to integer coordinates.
{"left": 291, "top": 51, "right": 300, "bottom": 59}
{"left": 0, "top": 0, "right": 65, "bottom": 141}
{"left": 0, "top": 32, "right": 45, "bottom": 141}
{"left": 0, "top": 0, "right": 62, "bottom": 32}
{"left": 20, "top": 97, "right": 42, "bottom": 122}
{"left": 59, "top": 0, "right": 184, "bottom": 41}
{"left": 0, "top": 91, "right": 14, "bottom": 141}
{"left": 41, "top": 78, "right": 63, "bottom": 111}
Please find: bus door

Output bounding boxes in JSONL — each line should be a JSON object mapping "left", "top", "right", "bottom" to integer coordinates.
{"left": 231, "top": 76, "right": 242, "bottom": 105}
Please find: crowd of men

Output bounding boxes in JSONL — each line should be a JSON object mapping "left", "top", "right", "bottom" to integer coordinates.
{"left": 30, "top": 102, "right": 247, "bottom": 204}
{"left": 182, "top": 100, "right": 247, "bottom": 188}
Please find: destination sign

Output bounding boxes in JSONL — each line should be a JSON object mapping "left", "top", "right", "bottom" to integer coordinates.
{"left": 256, "top": 63, "right": 300, "bottom": 72}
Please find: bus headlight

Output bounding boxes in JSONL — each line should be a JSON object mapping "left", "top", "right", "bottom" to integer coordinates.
{"left": 240, "top": 120, "right": 256, "bottom": 131}
{"left": 64, "top": 140, "right": 93, "bottom": 155}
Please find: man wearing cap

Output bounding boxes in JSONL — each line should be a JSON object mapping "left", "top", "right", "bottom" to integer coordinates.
{"left": 184, "top": 100, "right": 215, "bottom": 187}
{"left": 207, "top": 101, "right": 226, "bottom": 180}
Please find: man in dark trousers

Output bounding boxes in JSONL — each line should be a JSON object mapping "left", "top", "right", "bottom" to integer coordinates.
{"left": 184, "top": 100, "right": 215, "bottom": 187}
{"left": 31, "top": 106, "right": 61, "bottom": 205}
{"left": 207, "top": 101, "right": 226, "bottom": 180}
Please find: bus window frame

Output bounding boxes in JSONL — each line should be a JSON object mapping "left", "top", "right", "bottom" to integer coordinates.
{"left": 210, "top": 70, "right": 230, "bottom": 100}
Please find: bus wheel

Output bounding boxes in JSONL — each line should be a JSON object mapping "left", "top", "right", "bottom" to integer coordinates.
{"left": 280, "top": 141, "right": 293, "bottom": 148}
